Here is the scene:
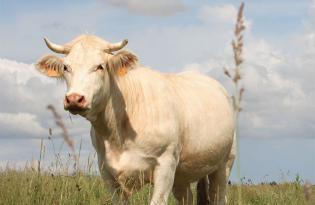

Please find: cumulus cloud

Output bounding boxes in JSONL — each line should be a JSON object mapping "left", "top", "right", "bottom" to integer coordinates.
{"left": 0, "top": 113, "right": 46, "bottom": 139}
{"left": 198, "top": 4, "right": 237, "bottom": 24}
{"left": 104, "top": 0, "right": 185, "bottom": 16}
{"left": 0, "top": 59, "right": 40, "bottom": 84}
{"left": 197, "top": 4, "right": 252, "bottom": 32}
{"left": 182, "top": 29, "right": 315, "bottom": 139}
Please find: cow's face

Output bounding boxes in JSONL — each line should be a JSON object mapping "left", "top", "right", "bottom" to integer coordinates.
{"left": 36, "top": 35, "right": 137, "bottom": 120}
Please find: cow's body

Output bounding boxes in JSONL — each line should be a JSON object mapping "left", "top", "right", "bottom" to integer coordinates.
{"left": 36, "top": 35, "right": 235, "bottom": 205}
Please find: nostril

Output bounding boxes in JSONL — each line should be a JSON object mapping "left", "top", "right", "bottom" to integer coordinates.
{"left": 78, "top": 96, "right": 84, "bottom": 104}
{"left": 65, "top": 96, "right": 70, "bottom": 104}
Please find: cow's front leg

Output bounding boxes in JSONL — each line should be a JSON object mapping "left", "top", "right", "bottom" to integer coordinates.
{"left": 150, "top": 146, "right": 178, "bottom": 205}
{"left": 98, "top": 158, "right": 130, "bottom": 205}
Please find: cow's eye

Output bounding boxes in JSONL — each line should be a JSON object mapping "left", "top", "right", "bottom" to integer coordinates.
{"left": 96, "top": 64, "right": 104, "bottom": 71}
{"left": 64, "top": 65, "right": 69, "bottom": 72}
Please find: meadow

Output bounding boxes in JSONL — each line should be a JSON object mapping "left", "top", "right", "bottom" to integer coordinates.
{"left": 0, "top": 167, "right": 313, "bottom": 205}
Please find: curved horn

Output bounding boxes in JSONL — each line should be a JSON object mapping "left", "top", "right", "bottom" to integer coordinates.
{"left": 44, "top": 37, "right": 70, "bottom": 54}
{"left": 106, "top": 39, "right": 128, "bottom": 52}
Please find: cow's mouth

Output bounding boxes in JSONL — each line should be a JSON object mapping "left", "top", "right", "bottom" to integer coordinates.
{"left": 65, "top": 106, "right": 88, "bottom": 115}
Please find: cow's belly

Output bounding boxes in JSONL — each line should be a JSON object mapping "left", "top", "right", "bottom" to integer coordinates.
{"left": 175, "top": 137, "right": 232, "bottom": 182}
{"left": 175, "top": 112, "right": 234, "bottom": 183}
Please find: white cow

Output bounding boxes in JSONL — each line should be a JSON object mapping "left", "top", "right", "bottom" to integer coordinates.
{"left": 36, "top": 35, "right": 235, "bottom": 205}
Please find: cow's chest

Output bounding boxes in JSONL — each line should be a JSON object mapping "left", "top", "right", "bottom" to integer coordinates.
{"left": 104, "top": 141, "right": 157, "bottom": 186}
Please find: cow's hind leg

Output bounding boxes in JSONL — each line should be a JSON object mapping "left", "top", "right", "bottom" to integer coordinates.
{"left": 208, "top": 164, "right": 228, "bottom": 205}
{"left": 173, "top": 182, "right": 193, "bottom": 205}
{"left": 224, "top": 132, "right": 236, "bottom": 203}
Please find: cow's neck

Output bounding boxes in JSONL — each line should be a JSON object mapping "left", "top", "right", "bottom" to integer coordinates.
{"left": 91, "top": 73, "right": 138, "bottom": 147}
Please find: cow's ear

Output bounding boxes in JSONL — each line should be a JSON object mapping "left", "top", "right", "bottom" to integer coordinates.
{"left": 35, "top": 55, "right": 64, "bottom": 78}
{"left": 107, "top": 51, "right": 138, "bottom": 76}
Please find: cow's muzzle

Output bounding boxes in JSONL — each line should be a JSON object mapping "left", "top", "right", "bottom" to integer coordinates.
{"left": 64, "top": 93, "right": 87, "bottom": 113}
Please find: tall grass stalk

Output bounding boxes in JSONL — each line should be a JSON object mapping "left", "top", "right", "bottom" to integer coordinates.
{"left": 47, "top": 104, "right": 79, "bottom": 170}
{"left": 38, "top": 138, "right": 44, "bottom": 174}
{"left": 224, "top": 2, "right": 245, "bottom": 204}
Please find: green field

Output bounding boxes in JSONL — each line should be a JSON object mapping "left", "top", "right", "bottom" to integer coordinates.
{"left": 0, "top": 169, "right": 313, "bottom": 205}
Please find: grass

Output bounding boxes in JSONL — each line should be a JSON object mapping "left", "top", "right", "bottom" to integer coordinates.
{"left": 0, "top": 168, "right": 313, "bottom": 205}
{"left": 0, "top": 168, "right": 174, "bottom": 205}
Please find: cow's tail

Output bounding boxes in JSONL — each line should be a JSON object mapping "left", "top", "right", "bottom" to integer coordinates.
{"left": 197, "top": 176, "right": 210, "bottom": 205}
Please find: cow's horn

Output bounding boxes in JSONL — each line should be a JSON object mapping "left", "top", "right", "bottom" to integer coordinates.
{"left": 106, "top": 39, "right": 128, "bottom": 52}
{"left": 44, "top": 37, "right": 70, "bottom": 54}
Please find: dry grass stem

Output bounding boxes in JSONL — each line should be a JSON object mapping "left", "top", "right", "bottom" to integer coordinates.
{"left": 224, "top": 2, "right": 245, "bottom": 113}
{"left": 47, "top": 104, "right": 78, "bottom": 165}
{"left": 223, "top": 2, "right": 246, "bottom": 205}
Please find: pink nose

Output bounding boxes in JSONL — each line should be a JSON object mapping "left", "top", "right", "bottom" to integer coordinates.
{"left": 64, "top": 93, "right": 86, "bottom": 110}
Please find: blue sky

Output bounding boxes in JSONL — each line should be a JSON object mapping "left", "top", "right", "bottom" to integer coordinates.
{"left": 0, "top": 0, "right": 314, "bottom": 183}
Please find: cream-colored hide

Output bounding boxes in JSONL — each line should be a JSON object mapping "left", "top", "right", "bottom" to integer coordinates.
{"left": 36, "top": 35, "right": 235, "bottom": 205}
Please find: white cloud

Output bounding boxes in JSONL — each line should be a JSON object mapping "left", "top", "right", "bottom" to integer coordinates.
{"left": 174, "top": 8, "right": 315, "bottom": 139}
{"left": 198, "top": 4, "right": 237, "bottom": 24}
{"left": 186, "top": 42, "right": 314, "bottom": 138}
{"left": 0, "top": 59, "right": 38, "bottom": 84}
{"left": 0, "top": 113, "right": 46, "bottom": 139}
{"left": 104, "top": 0, "right": 185, "bottom": 16}
{"left": 197, "top": 4, "right": 252, "bottom": 30}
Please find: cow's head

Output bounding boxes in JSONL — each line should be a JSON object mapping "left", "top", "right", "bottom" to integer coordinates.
{"left": 36, "top": 35, "right": 137, "bottom": 120}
